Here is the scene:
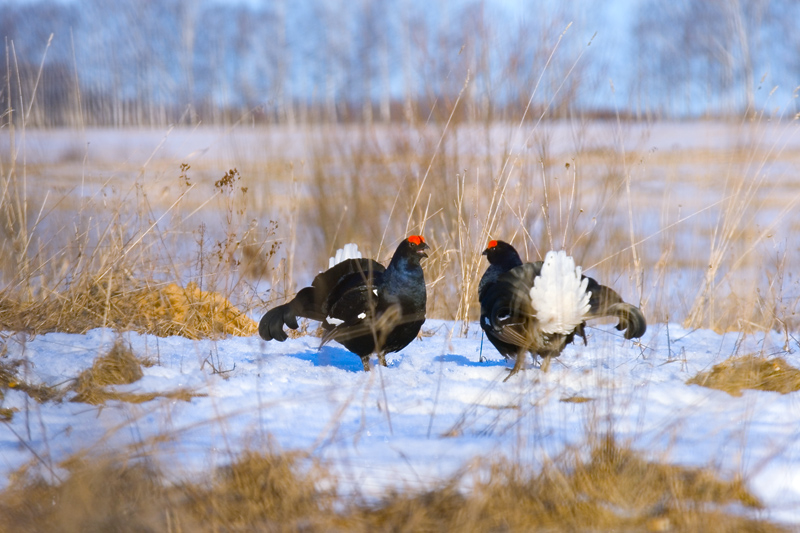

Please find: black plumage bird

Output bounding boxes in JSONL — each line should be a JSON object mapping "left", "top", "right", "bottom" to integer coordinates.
{"left": 479, "top": 240, "right": 646, "bottom": 378}
{"left": 259, "top": 236, "right": 429, "bottom": 371}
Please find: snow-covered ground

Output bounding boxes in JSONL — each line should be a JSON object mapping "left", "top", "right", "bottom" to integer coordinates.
{"left": 1, "top": 320, "right": 798, "bottom": 524}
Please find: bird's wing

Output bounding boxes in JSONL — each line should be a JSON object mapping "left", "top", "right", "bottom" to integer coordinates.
{"left": 320, "top": 303, "right": 404, "bottom": 349}
{"left": 488, "top": 321, "right": 534, "bottom": 351}
{"left": 479, "top": 263, "right": 540, "bottom": 350}
{"left": 294, "top": 257, "right": 385, "bottom": 322}
{"left": 325, "top": 272, "right": 379, "bottom": 321}
{"left": 582, "top": 276, "right": 647, "bottom": 339}
{"left": 315, "top": 259, "right": 383, "bottom": 311}
{"left": 319, "top": 272, "right": 407, "bottom": 350}
{"left": 258, "top": 258, "right": 384, "bottom": 342}
{"left": 313, "top": 259, "right": 384, "bottom": 300}
{"left": 320, "top": 270, "right": 381, "bottom": 342}
{"left": 493, "top": 263, "right": 540, "bottom": 317}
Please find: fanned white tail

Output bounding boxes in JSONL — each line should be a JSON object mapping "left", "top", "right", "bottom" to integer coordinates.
{"left": 328, "top": 243, "right": 362, "bottom": 268}
{"left": 529, "top": 251, "right": 591, "bottom": 335}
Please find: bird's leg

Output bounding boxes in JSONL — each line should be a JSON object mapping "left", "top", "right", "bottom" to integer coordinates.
{"left": 577, "top": 322, "right": 588, "bottom": 345}
{"left": 540, "top": 356, "right": 552, "bottom": 372}
{"left": 361, "top": 356, "right": 371, "bottom": 372}
{"left": 503, "top": 352, "right": 527, "bottom": 382}
{"left": 377, "top": 352, "right": 388, "bottom": 367}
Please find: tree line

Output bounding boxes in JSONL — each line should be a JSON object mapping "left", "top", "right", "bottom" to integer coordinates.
{"left": 1, "top": 0, "right": 798, "bottom": 127}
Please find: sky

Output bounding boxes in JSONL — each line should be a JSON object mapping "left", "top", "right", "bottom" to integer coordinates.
{"left": 1, "top": 0, "right": 798, "bottom": 122}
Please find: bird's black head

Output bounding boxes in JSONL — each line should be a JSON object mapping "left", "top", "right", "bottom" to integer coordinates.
{"left": 482, "top": 239, "right": 523, "bottom": 269}
{"left": 392, "top": 235, "right": 429, "bottom": 264}
{"left": 407, "top": 235, "right": 429, "bottom": 257}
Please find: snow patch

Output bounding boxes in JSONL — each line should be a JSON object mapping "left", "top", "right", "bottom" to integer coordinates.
{"left": 0, "top": 323, "right": 797, "bottom": 523}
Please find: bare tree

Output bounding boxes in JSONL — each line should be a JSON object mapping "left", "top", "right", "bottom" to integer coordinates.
{"left": 633, "top": 0, "right": 779, "bottom": 117}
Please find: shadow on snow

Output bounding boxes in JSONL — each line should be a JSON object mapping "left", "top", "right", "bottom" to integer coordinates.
{"left": 279, "top": 342, "right": 509, "bottom": 373}
{"left": 282, "top": 345, "right": 372, "bottom": 373}
{"left": 434, "top": 353, "right": 508, "bottom": 368}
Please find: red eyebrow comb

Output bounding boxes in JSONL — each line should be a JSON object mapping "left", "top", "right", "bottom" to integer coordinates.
{"left": 408, "top": 235, "right": 425, "bottom": 245}
{"left": 487, "top": 239, "right": 498, "bottom": 248}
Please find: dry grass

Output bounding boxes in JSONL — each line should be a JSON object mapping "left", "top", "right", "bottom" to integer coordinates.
{"left": 0, "top": 449, "right": 332, "bottom": 533}
{"left": 350, "top": 437, "right": 775, "bottom": 532}
{"left": 2, "top": 120, "right": 798, "bottom": 334}
{"left": 0, "top": 437, "right": 784, "bottom": 532}
{"left": 0, "top": 358, "right": 60, "bottom": 410}
{"left": 560, "top": 394, "right": 594, "bottom": 403}
{"left": 68, "top": 339, "right": 205, "bottom": 405}
{"left": 0, "top": 279, "right": 257, "bottom": 339}
{"left": 183, "top": 450, "right": 334, "bottom": 530}
{"left": 72, "top": 340, "right": 145, "bottom": 391}
{"left": 0, "top": 340, "right": 204, "bottom": 410}
{"left": 0, "top": 458, "right": 169, "bottom": 533}
{"left": 687, "top": 354, "right": 800, "bottom": 397}
{"left": 135, "top": 282, "right": 257, "bottom": 339}
{"left": 0, "top": 358, "right": 21, "bottom": 420}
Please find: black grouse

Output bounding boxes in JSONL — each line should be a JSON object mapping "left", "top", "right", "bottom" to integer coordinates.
{"left": 479, "top": 239, "right": 646, "bottom": 378}
{"left": 259, "top": 236, "right": 429, "bottom": 371}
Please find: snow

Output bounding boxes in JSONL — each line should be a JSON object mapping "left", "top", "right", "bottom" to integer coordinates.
{"left": 1, "top": 320, "right": 799, "bottom": 524}
{"left": 4, "top": 121, "right": 799, "bottom": 169}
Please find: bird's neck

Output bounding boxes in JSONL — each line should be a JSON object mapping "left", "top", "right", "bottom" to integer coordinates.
{"left": 502, "top": 255, "right": 523, "bottom": 270}
{"left": 383, "top": 256, "right": 424, "bottom": 292}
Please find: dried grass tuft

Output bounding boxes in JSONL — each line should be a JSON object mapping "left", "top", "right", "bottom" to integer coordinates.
{"left": 69, "top": 340, "right": 204, "bottom": 405}
{"left": 0, "top": 439, "right": 783, "bottom": 532}
{"left": 348, "top": 436, "right": 778, "bottom": 532}
{"left": 136, "top": 281, "right": 258, "bottom": 339}
{"left": 560, "top": 395, "right": 594, "bottom": 403}
{"left": 0, "top": 279, "right": 257, "bottom": 340}
{"left": 687, "top": 354, "right": 800, "bottom": 397}
{"left": 0, "top": 458, "right": 170, "bottom": 533}
{"left": 70, "top": 340, "right": 144, "bottom": 404}
{"left": 0, "top": 358, "right": 61, "bottom": 409}
{"left": 184, "top": 450, "right": 334, "bottom": 530}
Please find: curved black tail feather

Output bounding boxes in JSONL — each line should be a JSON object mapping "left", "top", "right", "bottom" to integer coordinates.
{"left": 609, "top": 303, "right": 647, "bottom": 339}
{"left": 584, "top": 277, "right": 647, "bottom": 340}
{"left": 259, "top": 303, "right": 296, "bottom": 342}
{"left": 258, "top": 287, "right": 318, "bottom": 342}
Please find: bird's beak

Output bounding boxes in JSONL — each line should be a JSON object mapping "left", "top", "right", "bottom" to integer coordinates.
{"left": 418, "top": 242, "right": 430, "bottom": 258}
{"left": 481, "top": 248, "right": 489, "bottom": 256}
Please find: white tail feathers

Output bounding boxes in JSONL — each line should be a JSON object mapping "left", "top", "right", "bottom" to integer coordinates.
{"left": 529, "top": 251, "right": 591, "bottom": 335}
{"left": 328, "top": 243, "right": 362, "bottom": 268}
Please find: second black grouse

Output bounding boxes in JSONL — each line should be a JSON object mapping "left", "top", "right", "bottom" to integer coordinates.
{"left": 479, "top": 239, "right": 646, "bottom": 378}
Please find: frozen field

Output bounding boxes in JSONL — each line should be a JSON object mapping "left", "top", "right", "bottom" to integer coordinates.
{"left": 2, "top": 120, "right": 800, "bottom": 526}
{"left": 1, "top": 318, "right": 799, "bottom": 523}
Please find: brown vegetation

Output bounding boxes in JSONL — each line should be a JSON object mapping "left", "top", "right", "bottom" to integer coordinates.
{"left": 0, "top": 279, "right": 257, "bottom": 339}
{"left": 0, "top": 437, "right": 784, "bottom": 533}
{"left": 0, "top": 340, "right": 204, "bottom": 411}
{"left": 68, "top": 339, "right": 203, "bottom": 405}
{"left": 687, "top": 354, "right": 800, "bottom": 397}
